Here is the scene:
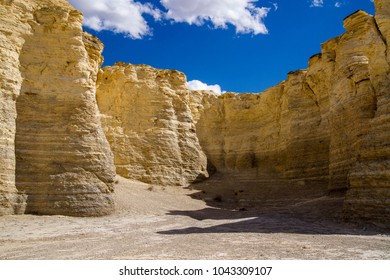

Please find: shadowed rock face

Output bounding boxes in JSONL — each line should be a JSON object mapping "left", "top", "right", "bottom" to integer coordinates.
{"left": 97, "top": 63, "right": 208, "bottom": 186}
{"left": 0, "top": 0, "right": 115, "bottom": 216}
{"left": 193, "top": 73, "right": 330, "bottom": 188}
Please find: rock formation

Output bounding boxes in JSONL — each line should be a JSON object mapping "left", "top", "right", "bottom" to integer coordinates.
{"left": 191, "top": 4, "right": 390, "bottom": 227}
{"left": 341, "top": 1, "right": 390, "bottom": 224}
{"left": 96, "top": 63, "right": 208, "bottom": 186}
{"left": 92, "top": 1, "right": 389, "bottom": 226}
{"left": 0, "top": 0, "right": 115, "bottom": 216}
{"left": 0, "top": 0, "right": 388, "bottom": 227}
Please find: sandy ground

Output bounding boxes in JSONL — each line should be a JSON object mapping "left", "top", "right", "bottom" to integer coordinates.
{"left": 0, "top": 176, "right": 389, "bottom": 260}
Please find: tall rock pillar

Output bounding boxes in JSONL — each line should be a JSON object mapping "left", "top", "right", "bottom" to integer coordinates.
{"left": 0, "top": 0, "right": 116, "bottom": 216}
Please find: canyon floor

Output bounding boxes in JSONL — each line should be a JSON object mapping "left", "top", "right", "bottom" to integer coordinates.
{"left": 0, "top": 176, "right": 389, "bottom": 260}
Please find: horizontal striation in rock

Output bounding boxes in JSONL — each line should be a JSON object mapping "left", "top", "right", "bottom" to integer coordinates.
{"left": 328, "top": 7, "right": 390, "bottom": 227}
{"left": 0, "top": 0, "right": 33, "bottom": 215}
{"left": 0, "top": 0, "right": 116, "bottom": 216}
{"left": 190, "top": 5, "right": 389, "bottom": 227}
{"left": 194, "top": 72, "right": 330, "bottom": 190}
{"left": 97, "top": 63, "right": 208, "bottom": 186}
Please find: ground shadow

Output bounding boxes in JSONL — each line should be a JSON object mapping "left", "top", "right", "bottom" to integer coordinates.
{"left": 158, "top": 173, "right": 390, "bottom": 236}
{"left": 158, "top": 207, "right": 390, "bottom": 236}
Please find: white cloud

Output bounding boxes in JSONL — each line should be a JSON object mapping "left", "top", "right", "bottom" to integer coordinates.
{"left": 68, "top": 0, "right": 273, "bottom": 38}
{"left": 68, "top": 0, "right": 161, "bottom": 39}
{"left": 310, "top": 0, "right": 324, "bottom": 7}
{"left": 187, "top": 80, "right": 222, "bottom": 94}
{"left": 335, "top": 2, "right": 341, "bottom": 8}
{"left": 160, "top": 0, "right": 270, "bottom": 35}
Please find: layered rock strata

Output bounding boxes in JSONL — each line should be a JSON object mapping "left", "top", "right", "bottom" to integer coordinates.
{"left": 191, "top": 6, "right": 390, "bottom": 226}
{"left": 94, "top": 4, "right": 389, "bottom": 226}
{"left": 0, "top": 0, "right": 388, "bottom": 227}
{"left": 96, "top": 63, "right": 208, "bottom": 186}
{"left": 194, "top": 72, "right": 330, "bottom": 188}
{"left": 0, "top": 0, "right": 115, "bottom": 216}
{"left": 0, "top": 0, "right": 28, "bottom": 215}
{"left": 341, "top": 1, "right": 390, "bottom": 224}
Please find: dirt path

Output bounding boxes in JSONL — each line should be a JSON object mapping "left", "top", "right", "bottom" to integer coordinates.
{"left": 0, "top": 176, "right": 389, "bottom": 259}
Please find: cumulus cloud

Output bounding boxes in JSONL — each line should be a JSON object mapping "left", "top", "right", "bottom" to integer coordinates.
{"left": 187, "top": 80, "right": 222, "bottom": 94}
{"left": 160, "top": 0, "right": 270, "bottom": 35}
{"left": 69, "top": 0, "right": 273, "bottom": 37}
{"left": 310, "top": 0, "right": 324, "bottom": 7}
{"left": 68, "top": 0, "right": 161, "bottom": 39}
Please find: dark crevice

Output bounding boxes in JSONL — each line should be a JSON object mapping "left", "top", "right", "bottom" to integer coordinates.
{"left": 373, "top": 16, "right": 388, "bottom": 46}
{"left": 305, "top": 82, "right": 320, "bottom": 108}
{"left": 373, "top": 16, "right": 389, "bottom": 67}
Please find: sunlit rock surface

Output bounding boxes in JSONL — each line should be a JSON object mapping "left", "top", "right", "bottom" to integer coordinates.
{"left": 0, "top": 0, "right": 115, "bottom": 216}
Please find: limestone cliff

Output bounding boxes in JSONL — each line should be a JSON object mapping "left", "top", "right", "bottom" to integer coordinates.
{"left": 0, "top": 0, "right": 115, "bottom": 216}
{"left": 93, "top": 3, "right": 389, "bottom": 226}
{"left": 0, "top": 0, "right": 388, "bottom": 227}
{"left": 0, "top": 0, "right": 28, "bottom": 214}
{"left": 341, "top": 1, "right": 390, "bottom": 224}
{"left": 191, "top": 5, "right": 390, "bottom": 227}
{"left": 96, "top": 63, "right": 208, "bottom": 186}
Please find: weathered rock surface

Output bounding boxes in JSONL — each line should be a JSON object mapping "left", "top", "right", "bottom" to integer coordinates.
{"left": 96, "top": 63, "right": 208, "bottom": 186}
{"left": 191, "top": 4, "right": 390, "bottom": 227}
{"left": 0, "top": 0, "right": 388, "bottom": 227}
{"left": 0, "top": 0, "right": 28, "bottom": 215}
{"left": 94, "top": 2, "right": 389, "bottom": 226}
{"left": 0, "top": 0, "right": 115, "bottom": 216}
{"left": 341, "top": 3, "right": 390, "bottom": 225}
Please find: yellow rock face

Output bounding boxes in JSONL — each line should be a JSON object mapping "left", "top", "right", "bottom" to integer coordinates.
{"left": 0, "top": 0, "right": 388, "bottom": 226}
{"left": 94, "top": 4, "right": 389, "bottom": 226}
{"left": 192, "top": 7, "right": 390, "bottom": 227}
{"left": 194, "top": 73, "right": 330, "bottom": 189}
{"left": 0, "top": 0, "right": 115, "bottom": 216}
{"left": 340, "top": 4, "right": 390, "bottom": 224}
{"left": 97, "top": 63, "right": 208, "bottom": 186}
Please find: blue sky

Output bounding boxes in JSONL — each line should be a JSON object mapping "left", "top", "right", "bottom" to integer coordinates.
{"left": 68, "top": 0, "right": 375, "bottom": 93}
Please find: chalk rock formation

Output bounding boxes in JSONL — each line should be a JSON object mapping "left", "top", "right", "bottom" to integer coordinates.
{"left": 97, "top": 63, "right": 208, "bottom": 186}
{"left": 94, "top": 4, "right": 389, "bottom": 225}
{"left": 0, "top": 0, "right": 388, "bottom": 226}
{"left": 194, "top": 72, "right": 330, "bottom": 201}
{"left": 192, "top": 6, "right": 390, "bottom": 226}
{"left": 0, "top": 0, "right": 28, "bottom": 215}
{"left": 0, "top": 0, "right": 115, "bottom": 216}
{"left": 341, "top": 4, "right": 390, "bottom": 224}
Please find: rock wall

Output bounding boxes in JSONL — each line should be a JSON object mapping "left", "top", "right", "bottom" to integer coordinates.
{"left": 96, "top": 63, "right": 208, "bottom": 186}
{"left": 192, "top": 6, "right": 389, "bottom": 226}
{"left": 0, "top": 0, "right": 115, "bottom": 216}
{"left": 193, "top": 72, "right": 330, "bottom": 196}
{"left": 0, "top": 0, "right": 29, "bottom": 215}
{"left": 342, "top": 1, "right": 390, "bottom": 224}
{"left": 93, "top": 3, "right": 388, "bottom": 226}
{"left": 0, "top": 0, "right": 388, "bottom": 225}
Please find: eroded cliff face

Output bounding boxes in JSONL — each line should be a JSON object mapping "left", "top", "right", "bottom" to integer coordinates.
{"left": 0, "top": 0, "right": 115, "bottom": 216}
{"left": 194, "top": 71, "right": 330, "bottom": 186}
{"left": 191, "top": 6, "right": 390, "bottom": 226}
{"left": 341, "top": 2, "right": 390, "bottom": 224}
{"left": 0, "top": 0, "right": 388, "bottom": 226}
{"left": 96, "top": 63, "right": 208, "bottom": 186}
{"left": 92, "top": 4, "right": 389, "bottom": 226}
{"left": 0, "top": 0, "right": 28, "bottom": 214}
